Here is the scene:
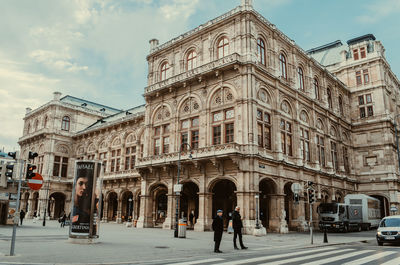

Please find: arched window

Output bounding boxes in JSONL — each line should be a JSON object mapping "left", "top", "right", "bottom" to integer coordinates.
{"left": 279, "top": 53, "right": 287, "bottom": 79}
{"left": 34, "top": 119, "right": 39, "bottom": 131}
{"left": 257, "top": 38, "right": 266, "bottom": 66}
{"left": 313, "top": 78, "right": 319, "bottom": 100}
{"left": 327, "top": 88, "right": 333, "bottom": 109}
{"left": 61, "top": 116, "right": 70, "bottom": 131}
{"left": 217, "top": 37, "right": 229, "bottom": 59}
{"left": 338, "top": 96, "right": 344, "bottom": 116}
{"left": 186, "top": 50, "right": 197, "bottom": 70}
{"left": 160, "top": 62, "right": 169, "bottom": 81}
{"left": 297, "top": 67, "right": 304, "bottom": 91}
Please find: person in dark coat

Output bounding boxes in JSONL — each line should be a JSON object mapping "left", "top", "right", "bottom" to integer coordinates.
{"left": 60, "top": 213, "right": 67, "bottom": 228}
{"left": 20, "top": 210, "right": 26, "bottom": 226}
{"left": 232, "top": 206, "right": 247, "bottom": 250}
{"left": 212, "top": 209, "right": 224, "bottom": 253}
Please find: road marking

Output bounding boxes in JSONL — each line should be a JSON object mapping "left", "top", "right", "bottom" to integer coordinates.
{"left": 168, "top": 258, "right": 225, "bottom": 265}
{"left": 215, "top": 247, "right": 337, "bottom": 265}
{"left": 343, "top": 251, "right": 397, "bottom": 265}
{"left": 380, "top": 256, "right": 400, "bottom": 265}
{"left": 263, "top": 248, "right": 353, "bottom": 265}
{"left": 301, "top": 249, "right": 375, "bottom": 265}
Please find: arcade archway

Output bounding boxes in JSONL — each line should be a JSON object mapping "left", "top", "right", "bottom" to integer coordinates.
{"left": 259, "top": 178, "right": 277, "bottom": 229}
{"left": 371, "top": 195, "right": 389, "bottom": 217}
{"left": 284, "top": 182, "right": 294, "bottom": 229}
{"left": 107, "top": 192, "right": 118, "bottom": 221}
{"left": 151, "top": 184, "right": 168, "bottom": 227}
{"left": 180, "top": 182, "right": 199, "bottom": 226}
{"left": 121, "top": 191, "right": 133, "bottom": 222}
{"left": 211, "top": 179, "right": 237, "bottom": 227}
{"left": 49, "top": 192, "right": 65, "bottom": 219}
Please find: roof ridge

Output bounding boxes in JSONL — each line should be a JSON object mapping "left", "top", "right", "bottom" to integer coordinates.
{"left": 60, "top": 95, "right": 122, "bottom": 112}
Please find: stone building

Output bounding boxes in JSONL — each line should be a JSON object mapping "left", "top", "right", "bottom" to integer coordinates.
{"left": 16, "top": 0, "right": 400, "bottom": 233}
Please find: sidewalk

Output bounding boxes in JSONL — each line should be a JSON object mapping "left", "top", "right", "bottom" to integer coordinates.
{"left": 0, "top": 220, "right": 375, "bottom": 264}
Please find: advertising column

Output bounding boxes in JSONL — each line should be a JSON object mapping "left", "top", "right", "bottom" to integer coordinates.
{"left": 69, "top": 161, "right": 102, "bottom": 241}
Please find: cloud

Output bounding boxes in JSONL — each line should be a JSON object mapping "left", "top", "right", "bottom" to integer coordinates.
{"left": 30, "top": 49, "right": 88, "bottom": 73}
{"left": 356, "top": 0, "right": 400, "bottom": 24}
{"left": 160, "top": 0, "right": 199, "bottom": 20}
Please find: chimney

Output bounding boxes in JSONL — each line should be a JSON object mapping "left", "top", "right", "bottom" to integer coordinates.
{"left": 149, "top": 39, "right": 159, "bottom": 53}
{"left": 241, "top": 0, "right": 253, "bottom": 7}
{"left": 53, "top": 91, "right": 62, "bottom": 101}
{"left": 26, "top": 107, "right": 32, "bottom": 114}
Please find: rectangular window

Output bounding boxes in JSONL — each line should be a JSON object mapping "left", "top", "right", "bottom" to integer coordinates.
{"left": 225, "top": 123, "right": 234, "bottom": 143}
{"left": 331, "top": 142, "right": 338, "bottom": 171}
{"left": 191, "top": 130, "right": 199, "bottom": 149}
{"left": 181, "top": 120, "right": 189, "bottom": 129}
{"left": 125, "top": 156, "right": 130, "bottom": 170}
{"left": 363, "top": 69, "right": 369, "bottom": 84}
{"left": 225, "top": 109, "right": 235, "bottom": 120}
{"left": 264, "top": 126, "right": 271, "bottom": 150}
{"left": 154, "top": 126, "right": 160, "bottom": 136}
{"left": 360, "top": 107, "right": 366, "bottom": 118}
{"left": 366, "top": 94, "right": 372, "bottom": 103}
{"left": 367, "top": 106, "right": 374, "bottom": 117}
{"left": 130, "top": 155, "right": 135, "bottom": 169}
{"left": 258, "top": 123, "right": 263, "bottom": 147}
{"left": 213, "top": 126, "right": 221, "bottom": 145}
{"left": 163, "top": 124, "right": 170, "bottom": 134}
{"left": 317, "top": 136, "right": 325, "bottom": 166}
{"left": 110, "top": 159, "right": 115, "bottom": 172}
{"left": 191, "top": 117, "right": 199, "bottom": 127}
{"left": 116, "top": 158, "right": 120, "bottom": 172}
{"left": 181, "top": 132, "right": 188, "bottom": 146}
{"left": 360, "top": 47, "right": 366, "bottom": 58}
{"left": 356, "top": 71, "right": 362, "bottom": 85}
{"left": 353, "top": 49, "right": 359, "bottom": 60}
{"left": 300, "top": 128, "right": 310, "bottom": 162}
{"left": 154, "top": 139, "right": 160, "bottom": 155}
{"left": 343, "top": 147, "right": 350, "bottom": 173}
{"left": 61, "top": 157, "right": 68, "bottom": 177}
{"left": 257, "top": 110, "right": 262, "bottom": 121}
{"left": 358, "top": 95, "right": 364, "bottom": 105}
{"left": 281, "top": 132, "right": 286, "bottom": 154}
{"left": 163, "top": 136, "right": 169, "bottom": 154}
{"left": 53, "top": 156, "right": 60, "bottom": 177}
{"left": 213, "top": 112, "right": 223, "bottom": 122}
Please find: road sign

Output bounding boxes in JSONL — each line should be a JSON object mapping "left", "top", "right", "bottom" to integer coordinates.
{"left": 27, "top": 173, "right": 43, "bottom": 190}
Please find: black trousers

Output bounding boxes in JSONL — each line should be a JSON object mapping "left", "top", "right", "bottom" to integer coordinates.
{"left": 214, "top": 239, "right": 221, "bottom": 251}
{"left": 233, "top": 229, "right": 244, "bottom": 248}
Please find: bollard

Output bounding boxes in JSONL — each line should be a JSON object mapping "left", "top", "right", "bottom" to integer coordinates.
{"left": 323, "top": 226, "right": 328, "bottom": 243}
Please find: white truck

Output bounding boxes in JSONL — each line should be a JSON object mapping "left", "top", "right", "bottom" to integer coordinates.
{"left": 318, "top": 194, "right": 381, "bottom": 232}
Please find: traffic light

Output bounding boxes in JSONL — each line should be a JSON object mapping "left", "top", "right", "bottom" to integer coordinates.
{"left": 5, "top": 164, "right": 15, "bottom": 178}
{"left": 8, "top": 152, "right": 17, "bottom": 160}
{"left": 307, "top": 181, "right": 314, "bottom": 187}
{"left": 294, "top": 193, "right": 300, "bottom": 204}
{"left": 28, "top": 151, "right": 38, "bottom": 160}
{"left": 308, "top": 188, "right": 315, "bottom": 204}
{"left": 26, "top": 164, "right": 37, "bottom": 179}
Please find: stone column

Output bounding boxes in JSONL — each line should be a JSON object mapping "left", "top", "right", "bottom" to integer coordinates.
{"left": 102, "top": 200, "right": 108, "bottom": 222}
{"left": 194, "top": 192, "right": 213, "bottom": 231}
{"left": 270, "top": 194, "right": 288, "bottom": 233}
{"left": 116, "top": 198, "right": 122, "bottom": 223}
{"left": 162, "top": 193, "right": 176, "bottom": 230}
{"left": 136, "top": 195, "right": 152, "bottom": 228}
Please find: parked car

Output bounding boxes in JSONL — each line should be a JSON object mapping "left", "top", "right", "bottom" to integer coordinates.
{"left": 376, "top": 215, "right": 400, "bottom": 246}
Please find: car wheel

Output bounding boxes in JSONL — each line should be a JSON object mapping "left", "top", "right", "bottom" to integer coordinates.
{"left": 377, "top": 240, "right": 383, "bottom": 246}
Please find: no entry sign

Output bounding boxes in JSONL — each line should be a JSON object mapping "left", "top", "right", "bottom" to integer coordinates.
{"left": 28, "top": 173, "right": 43, "bottom": 190}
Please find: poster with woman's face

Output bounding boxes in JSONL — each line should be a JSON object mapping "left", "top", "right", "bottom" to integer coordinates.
{"left": 70, "top": 161, "right": 95, "bottom": 236}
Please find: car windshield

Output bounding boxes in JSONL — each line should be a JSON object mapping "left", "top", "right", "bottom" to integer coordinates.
{"left": 380, "top": 218, "right": 400, "bottom": 227}
{"left": 318, "top": 203, "right": 338, "bottom": 214}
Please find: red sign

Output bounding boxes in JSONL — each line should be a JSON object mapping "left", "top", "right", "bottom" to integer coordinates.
{"left": 28, "top": 173, "right": 43, "bottom": 190}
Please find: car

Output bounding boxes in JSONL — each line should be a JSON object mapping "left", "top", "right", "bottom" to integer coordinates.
{"left": 376, "top": 215, "right": 400, "bottom": 246}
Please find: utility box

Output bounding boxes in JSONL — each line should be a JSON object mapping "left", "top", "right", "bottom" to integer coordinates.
{"left": 178, "top": 219, "right": 187, "bottom": 238}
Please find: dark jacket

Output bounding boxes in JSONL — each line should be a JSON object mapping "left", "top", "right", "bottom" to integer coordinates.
{"left": 232, "top": 210, "right": 243, "bottom": 230}
{"left": 212, "top": 215, "right": 223, "bottom": 241}
{"left": 20, "top": 210, "right": 25, "bottom": 219}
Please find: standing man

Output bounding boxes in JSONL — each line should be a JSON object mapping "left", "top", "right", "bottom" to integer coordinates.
{"left": 189, "top": 210, "right": 195, "bottom": 229}
{"left": 19, "top": 209, "right": 26, "bottom": 226}
{"left": 232, "top": 206, "right": 248, "bottom": 250}
{"left": 212, "top": 209, "right": 224, "bottom": 253}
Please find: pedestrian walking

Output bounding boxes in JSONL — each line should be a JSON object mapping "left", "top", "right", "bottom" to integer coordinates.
{"left": 19, "top": 209, "right": 26, "bottom": 226}
{"left": 60, "top": 213, "right": 67, "bottom": 228}
{"left": 189, "top": 210, "right": 195, "bottom": 228}
{"left": 212, "top": 209, "right": 224, "bottom": 253}
{"left": 232, "top": 206, "right": 247, "bottom": 250}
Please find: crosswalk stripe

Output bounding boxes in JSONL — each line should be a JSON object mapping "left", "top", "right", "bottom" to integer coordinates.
{"left": 263, "top": 248, "right": 353, "bottom": 265}
{"left": 301, "top": 250, "right": 375, "bottom": 265}
{"left": 343, "top": 251, "right": 397, "bottom": 265}
{"left": 380, "top": 256, "right": 400, "bottom": 265}
{"left": 168, "top": 258, "right": 225, "bottom": 265}
{"left": 215, "top": 247, "right": 337, "bottom": 265}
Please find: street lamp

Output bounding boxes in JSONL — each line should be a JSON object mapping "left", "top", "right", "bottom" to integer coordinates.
{"left": 128, "top": 197, "right": 133, "bottom": 222}
{"left": 42, "top": 181, "right": 50, "bottom": 226}
{"left": 255, "top": 194, "right": 260, "bottom": 229}
{"left": 174, "top": 143, "right": 192, "bottom": 238}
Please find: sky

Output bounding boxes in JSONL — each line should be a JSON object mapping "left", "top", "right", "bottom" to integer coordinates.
{"left": 1, "top": 0, "right": 400, "bottom": 152}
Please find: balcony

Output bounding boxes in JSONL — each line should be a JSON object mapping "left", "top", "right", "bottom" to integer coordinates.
{"left": 103, "top": 168, "right": 141, "bottom": 180}
{"left": 136, "top": 143, "right": 243, "bottom": 168}
{"left": 145, "top": 53, "right": 243, "bottom": 96}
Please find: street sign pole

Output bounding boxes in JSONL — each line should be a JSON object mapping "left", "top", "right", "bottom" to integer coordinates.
{"left": 10, "top": 159, "right": 25, "bottom": 256}
{"left": 310, "top": 202, "right": 313, "bottom": 245}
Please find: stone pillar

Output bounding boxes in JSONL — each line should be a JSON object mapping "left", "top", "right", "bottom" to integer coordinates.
{"left": 27, "top": 197, "right": 34, "bottom": 218}
{"left": 102, "top": 201, "right": 108, "bottom": 222}
{"left": 162, "top": 193, "right": 175, "bottom": 230}
{"left": 116, "top": 199, "right": 122, "bottom": 223}
{"left": 194, "top": 192, "right": 212, "bottom": 231}
{"left": 136, "top": 195, "right": 152, "bottom": 228}
{"left": 270, "top": 194, "right": 288, "bottom": 233}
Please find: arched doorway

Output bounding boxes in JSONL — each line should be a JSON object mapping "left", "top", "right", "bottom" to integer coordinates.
{"left": 121, "top": 191, "right": 133, "bottom": 222}
{"left": 151, "top": 184, "right": 168, "bottom": 227}
{"left": 212, "top": 179, "right": 237, "bottom": 227}
{"left": 180, "top": 182, "right": 199, "bottom": 227}
{"left": 134, "top": 191, "right": 141, "bottom": 221}
{"left": 284, "top": 182, "right": 294, "bottom": 229}
{"left": 107, "top": 192, "right": 118, "bottom": 221}
{"left": 371, "top": 195, "right": 389, "bottom": 217}
{"left": 49, "top": 192, "right": 65, "bottom": 219}
{"left": 259, "top": 178, "right": 277, "bottom": 229}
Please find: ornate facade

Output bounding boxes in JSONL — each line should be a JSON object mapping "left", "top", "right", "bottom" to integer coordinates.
{"left": 17, "top": 0, "right": 400, "bottom": 233}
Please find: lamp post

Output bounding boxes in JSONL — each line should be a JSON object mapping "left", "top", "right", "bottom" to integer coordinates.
{"left": 128, "top": 197, "right": 133, "bottom": 222}
{"left": 394, "top": 114, "right": 400, "bottom": 173}
{"left": 42, "top": 181, "right": 50, "bottom": 226}
{"left": 174, "top": 143, "right": 192, "bottom": 238}
{"left": 255, "top": 194, "right": 260, "bottom": 229}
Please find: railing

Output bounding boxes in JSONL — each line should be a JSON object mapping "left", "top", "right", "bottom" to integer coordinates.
{"left": 145, "top": 53, "right": 243, "bottom": 95}
{"left": 136, "top": 143, "right": 243, "bottom": 166}
{"left": 103, "top": 168, "right": 140, "bottom": 179}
